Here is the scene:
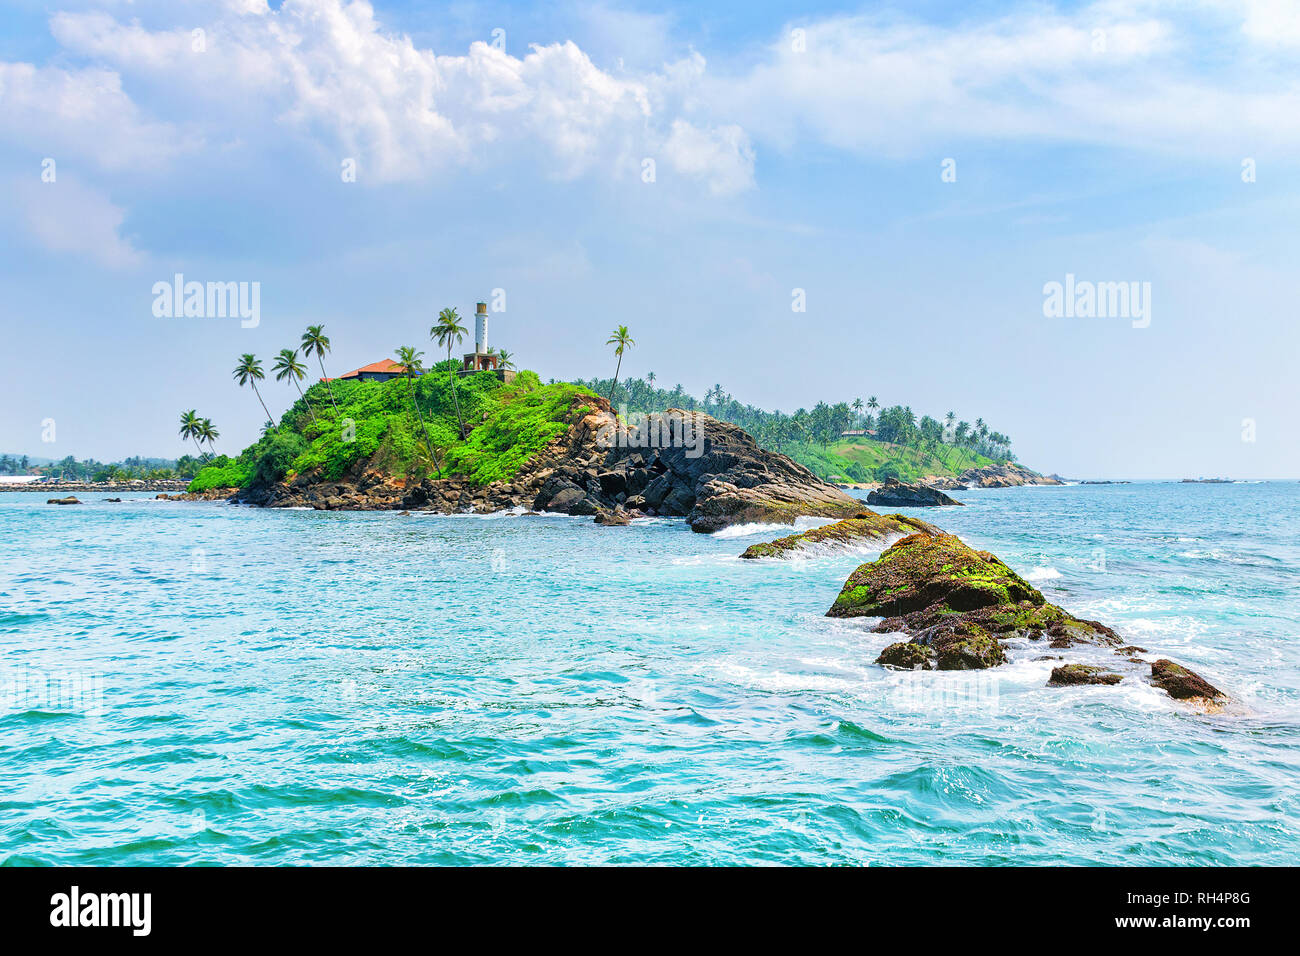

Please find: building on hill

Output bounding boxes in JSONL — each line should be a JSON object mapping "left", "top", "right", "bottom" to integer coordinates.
{"left": 321, "top": 359, "right": 417, "bottom": 383}
{"left": 459, "top": 301, "right": 516, "bottom": 382}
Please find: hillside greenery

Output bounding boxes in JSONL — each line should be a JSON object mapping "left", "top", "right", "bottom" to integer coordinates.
{"left": 573, "top": 375, "right": 1012, "bottom": 483}
{"left": 189, "top": 369, "right": 595, "bottom": 493}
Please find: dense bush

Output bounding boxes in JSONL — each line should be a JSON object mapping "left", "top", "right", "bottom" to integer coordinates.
{"left": 191, "top": 368, "right": 596, "bottom": 493}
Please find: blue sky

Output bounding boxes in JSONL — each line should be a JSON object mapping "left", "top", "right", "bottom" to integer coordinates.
{"left": 1, "top": 0, "right": 1298, "bottom": 478}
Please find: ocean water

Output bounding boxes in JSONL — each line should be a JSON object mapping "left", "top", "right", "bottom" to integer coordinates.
{"left": 2, "top": 481, "right": 1298, "bottom": 866}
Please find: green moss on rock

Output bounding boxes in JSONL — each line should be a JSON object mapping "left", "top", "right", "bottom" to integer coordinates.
{"left": 1149, "top": 659, "right": 1224, "bottom": 700}
{"left": 1048, "top": 664, "right": 1123, "bottom": 686}
{"left": 829, "top": 532, "right": 1123, "bottom": 672}
{"left": 739, "top": 511, "right": 938, "bottom": 559}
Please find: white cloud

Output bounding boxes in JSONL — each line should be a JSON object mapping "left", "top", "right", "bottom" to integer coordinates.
{"left": 708, "top": 3, "right": 1300, "bottom": 160}
{"left": 46, "top": 0, "right": 753, "bottom": 192}
{"left": 17, "top": 0, "right": 1300, "bottom": 197}
{"left": 662, "top": 120, "right": 754, "bottom": 195}
{"left": 14, "top": 177, "right": 143, "bottom": 269}
{"left": 0, "top": 61, "right": 192, "bottom": 169}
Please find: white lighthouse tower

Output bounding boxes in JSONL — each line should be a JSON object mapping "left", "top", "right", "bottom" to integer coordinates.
{"left": 460, "top": 300, "right": 512, "bottom": 380}
{"left": 474, "top": 301, "right": 489, "bottom": 354}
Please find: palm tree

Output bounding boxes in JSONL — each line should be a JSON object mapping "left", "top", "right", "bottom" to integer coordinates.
{"left": 232, "top": 354, "right": 274, "bottom": 427}
{"left": 867, "top": 396, "right": 880, "bottom": 424}
{"left": 432, "top": 307, "right": 468, "bottom": 365}
{"left": 394, "top": 346, "right": 441, "bottom": 477}
{"left": 852, "top": 398, "right": 864, "bottom": 426}
{"left": 605, "top": 326, "right": 635, "bottom": 405}
{"left": 198, "top": 418, "right": 219, "bottom": 455}
{"left": 300, "top": 325, "right": 339, "bottom": 414}
{"left": 496, "top": 349, "right": 516, "bottom": 371}
{"left": 647, "top": 371, "right": 656, "bottom": 388}
{"left": 178, "top": 410, "right": 204, "bottom": 457}
{"left": 273, "top": 348, "right": 317, "bottom": 424}
{"left": 431, "top": 307, "right": 469, "bottom": 439}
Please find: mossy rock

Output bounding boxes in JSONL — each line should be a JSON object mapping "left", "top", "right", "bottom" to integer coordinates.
{"left": 1048, "top": 664, "right": 1123, "bottom": 686}
{"left": 828, "top": 533, "right": 1042, "bottom": 618}
{"left": 740, "top": 511, "right": 938, "bottom": 559}
{"left": 830, "top": 532, "right": 1123, "bottom": 672}
{"left": 1149, "top": 659, "right": 1224, "bottom": 700}
{"left": 877, "top": 641, "right": 935, "bottom": 670}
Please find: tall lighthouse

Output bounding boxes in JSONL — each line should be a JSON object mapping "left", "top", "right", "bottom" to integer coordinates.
{"left": 475, "top": 301, "right": 489, "bottom": 354}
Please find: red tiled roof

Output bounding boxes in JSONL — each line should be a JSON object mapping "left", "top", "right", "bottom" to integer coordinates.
{"left": 321, "top": 359, "right": 409, "bottom": 382}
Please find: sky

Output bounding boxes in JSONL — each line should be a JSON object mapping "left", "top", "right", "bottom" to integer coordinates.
{"left": 1, "top": 0, "right": 1298, "bottom": 479}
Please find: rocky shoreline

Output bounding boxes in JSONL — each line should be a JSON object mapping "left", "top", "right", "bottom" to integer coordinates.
{"left": 226, "top": 398, "right": 864, "bottom": 533}
{"left": 740, "top": 517, "right": 1225, "bottom": 706}
{"left": 4, "top": 479, "right": 192, "bottom": 493}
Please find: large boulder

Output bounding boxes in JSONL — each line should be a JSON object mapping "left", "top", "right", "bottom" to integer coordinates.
{"left": 1149, "top": 659, "right": 1224, "bottom": 701}
{"left": 740, "top": 511, "right": 939, "bottom": 559}
{"left": 46, "top": 496, "right": 81, "bottom": 505}
{"left": 866, "top": 478, "right": 963, "bottom": 508}
{"left": 1048, "top": 664, "right": 1124, "bottom": 686}
{"left": 827, "top": 532, "right": 1120, "bottom": 670}
{"left": 602, "top": 409, "right": 864, "bottom": 533}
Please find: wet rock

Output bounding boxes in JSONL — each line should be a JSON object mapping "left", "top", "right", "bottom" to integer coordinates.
{"left": 1149, "top": 659, "right": 1224, "bottom": 701}
{"left": 740, "top": 511, "right": 938, "bottom": 559}
{"left": 1048, "top": 664, "right": 1123, "bottom": 686}
{"left": 829, "top": 532, "right": 1122, "bottom": 671}
{"left": 866, "top": 478, "right": 963, "bottom": 508}
{"left": 46, "top": 496, "right": 81, "bottom": 505}
{"left": 594, "top": 508, "right": 632, "bottom": 526}
{"left": 877, "top": 641, "right": 935, "bottom": 670}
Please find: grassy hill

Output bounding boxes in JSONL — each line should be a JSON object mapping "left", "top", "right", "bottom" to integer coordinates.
{"left": 787, "top": 439, "right": 995, "bottom": 484}
{"left": 189, "top": 368, "right": 597, "bottom": 494}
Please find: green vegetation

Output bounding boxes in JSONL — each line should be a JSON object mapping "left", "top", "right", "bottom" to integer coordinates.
{"left": 189, "top": 366, "right": 595, "bottom": 493}
{"left": 574, "top": 374, "right": 1013, "bottom": 483}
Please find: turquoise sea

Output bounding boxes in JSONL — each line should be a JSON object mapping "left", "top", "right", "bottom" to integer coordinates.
{"left": 2, "top": 482, "right": 1298, "bottom": 865}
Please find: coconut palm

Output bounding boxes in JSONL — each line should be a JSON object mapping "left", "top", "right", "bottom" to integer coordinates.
{"left": 300, "top": 325, "right": 339, "bottom": 413}
{"left": 232, "top": 354, "right": 274, "bottom": 428}
{"left": 198, "top": 418, "right": 219, "bottom": 455}
{"left": 604, "top": 326, "right": 636, "bottom": 405}
{"left": 496, "top": 349, "right": 516, "bottom": 371}
{"left": 393, "top": 346, "right": 440, "bottom": 477}
{"left": 273, "top": 348, "right": 317, "bottom": 425}
{"left": 432, "top": 307, "right": 468, "bottom": 364}
{"left": 852, "top": 397, "right": 864, "bottom": 426}
{"left": 178, "top": 410, "right": 204, "bottom": 457}
{"left": 646, "top": 371, "right": 656, "bottom": 387}
{"left": 867, "top": 395, "right": 880, "bottom": 419}
{"left": 431, "top": 307, "right": 469, "bottom": 439}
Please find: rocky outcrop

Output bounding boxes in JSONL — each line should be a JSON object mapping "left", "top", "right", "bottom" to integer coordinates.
{"left": 593, "top": 507, "right": 632, "bottom": 526}
{"left": 3, "top": 479, "right": 191, "bottom": 495}
{"left": 1048, "top": 664, "right": 1123, "bottom": 686}
{"left": 739, "top": 512, "right": 938, "bottom": 559}
{"left": 242, "top": 399, "right": 862, "bottom": 534}
{"left": 46, "top": 496, "right": 81, "bottom": 505}
{"left": 827, "top": 532, "right": 1120, "bottom": 670}
{"left": 953, "top": 463, "right": 1063, "bottom": 489}
{"left": 866, "top": 478, "right": 963, "bottom": 508}
{"left": 1149, "top": 659, "right": 1224, "bottom": 701}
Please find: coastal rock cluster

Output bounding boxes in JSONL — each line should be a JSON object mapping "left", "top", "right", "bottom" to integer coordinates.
{"left": 738, "top": 512, "right": 939, "bottom": 559}
{"left": 736, "top": 520, "right": 1224, "bottom": 705}
{"left": 240, "top": 399, "right": 863, "bottom": 534}
{"left": 866, "top": 478, "right": 963, "bottom": 507}
{"left": 922, "top": 464, "right": 1064, "bottom": 491}
{"left": 826, "top": 531, "right": 1123, "bottom": 670}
